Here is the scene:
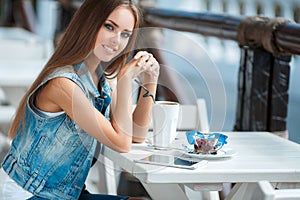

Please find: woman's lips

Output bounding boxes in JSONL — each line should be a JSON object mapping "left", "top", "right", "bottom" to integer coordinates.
{"left": 103, "top": 44, "right": 118, "bottom": 54}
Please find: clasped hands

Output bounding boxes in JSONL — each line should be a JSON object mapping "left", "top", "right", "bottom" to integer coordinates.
{"left": 119, "top": 51, "right": 160, "bottom": 83}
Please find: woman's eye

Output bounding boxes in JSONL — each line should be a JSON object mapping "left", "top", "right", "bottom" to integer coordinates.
{"left": 121, "top": 32, "right": 131, "bottom": 39}
{"left": 104, "top": 24, "right": 113, "bottom": 31}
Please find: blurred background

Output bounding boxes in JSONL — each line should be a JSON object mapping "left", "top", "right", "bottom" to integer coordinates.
{"left": 0, "top": 0, "right": 300, "bottom": 161}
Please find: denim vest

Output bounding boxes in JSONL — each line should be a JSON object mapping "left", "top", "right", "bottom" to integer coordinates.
{"left": 1, "top": 63, "right": 112, "bottom": 199}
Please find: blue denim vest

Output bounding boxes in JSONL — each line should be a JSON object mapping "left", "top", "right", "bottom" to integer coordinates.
{"left": 1, "top": 63, "right": 112, "bottom": 199}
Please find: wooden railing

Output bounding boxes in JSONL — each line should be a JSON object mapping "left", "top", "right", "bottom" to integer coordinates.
{"left": 142, "top": 7, "right": 300, "bottom": 55}
{"left": 151, "top": 0, "right": 300, "bottom": 23}
{"left": 140, "top": 5, "right": 300, "bottom": 135}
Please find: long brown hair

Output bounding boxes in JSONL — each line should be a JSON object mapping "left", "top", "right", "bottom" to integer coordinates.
{"left": 9, "top": 0, "right": 141, "bottom": 138}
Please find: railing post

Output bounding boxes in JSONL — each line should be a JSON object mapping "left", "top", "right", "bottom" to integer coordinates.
{"left": 269, "top": 54, "right": 291, "bottom": 132}
{"left": 234, "top": 16, "right": 292, "bottom": 137}
{"left": 234, "top": 48, "right": 272, "bottom": 131}
{"left": 234, "top": 48, "right": 291, "bottom": 136}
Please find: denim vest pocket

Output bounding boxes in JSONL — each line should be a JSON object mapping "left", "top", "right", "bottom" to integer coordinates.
{"left": 24, "top": 135, "right": 48, "bottom": 171}
{"left": 55, "top": 117, "right": 83, "bottom": 147}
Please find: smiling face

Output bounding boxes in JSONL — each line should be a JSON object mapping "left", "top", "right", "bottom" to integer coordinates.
{"left": 93, "top": 6, "right": 135, "bottom": 62}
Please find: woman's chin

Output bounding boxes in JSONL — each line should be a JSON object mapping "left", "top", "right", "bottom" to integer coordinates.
{"left": 93, "top": 49, "right": 116, "bottom": 62}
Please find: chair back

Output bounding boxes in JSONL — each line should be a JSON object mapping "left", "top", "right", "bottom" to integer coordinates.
{"left": 250, "top": 181, "right": 300, "bottom": 200}
{"left": 226, "top": 181, "right": 300, "bottom": 200}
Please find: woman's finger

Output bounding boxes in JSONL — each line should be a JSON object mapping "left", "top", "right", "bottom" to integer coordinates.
{"left": 137, "top": 54, "right": 153, "bottom": 66}
{"left": 134, "top": 51, "right": 149, "bottom": 60}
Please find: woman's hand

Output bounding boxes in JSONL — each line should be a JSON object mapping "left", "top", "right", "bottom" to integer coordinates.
{"left": 134, "top": 51, "right": 160, "bottom": 82}
{"left": 118, "top": 51, "right": 160, "bottom": 82}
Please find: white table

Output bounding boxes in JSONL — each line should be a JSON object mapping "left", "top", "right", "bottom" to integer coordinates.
{"left": 103, "top": 131, "right": 300, "bottom": 200}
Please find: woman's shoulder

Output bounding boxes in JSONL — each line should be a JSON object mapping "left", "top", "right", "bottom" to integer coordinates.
{"left": 36, "top": 65, "right": 87, "bottom": 95}
{"left": 44, "top": 65, "right": 86, "bottom": 87}
{"left": 45, "top": 77, "right": 80, "bottom": 96}
{"left": 49, "top": 65, "right": 78, "bottom": 80}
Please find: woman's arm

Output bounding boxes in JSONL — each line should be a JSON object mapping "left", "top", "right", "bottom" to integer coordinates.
{"left": 131, "top": 52, "right": 160, "bottom": 143}
{"left": 132, "top": 79, "right": 158, "bottom": 143}
{"left": 36, "top": 77, "right": 134, "bottom": 153}
{"left": 110, "top": 51, "right": 160, "bottom": 144}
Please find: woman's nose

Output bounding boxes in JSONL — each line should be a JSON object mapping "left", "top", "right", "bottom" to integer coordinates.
{"left": 110, "top": 33, "right": 120, "bottom": 45}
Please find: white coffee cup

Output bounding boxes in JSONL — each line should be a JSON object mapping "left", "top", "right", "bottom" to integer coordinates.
{"left": 152, "top": 101, "right": 180, "bottom": 148}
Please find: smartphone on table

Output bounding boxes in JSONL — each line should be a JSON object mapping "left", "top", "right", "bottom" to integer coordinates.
{"left": 134, "top": 154, "right": 208, "bottom": 170}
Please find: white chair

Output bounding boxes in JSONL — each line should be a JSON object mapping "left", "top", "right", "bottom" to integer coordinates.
{"left": 225, "top": 181, "right": 300, "bottom": 200}
{"left": 255, "top": 181, "right": 300, "bottom": 200}
{"left": 88, "top": 99, "right": 212, "bottom": 197}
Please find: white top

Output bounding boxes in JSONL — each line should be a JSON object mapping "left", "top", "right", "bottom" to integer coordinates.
{"left": 0, "top": 168, "right": 33, "bottom": 199}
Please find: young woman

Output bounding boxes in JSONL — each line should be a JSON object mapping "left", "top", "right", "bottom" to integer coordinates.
{"left": 0, "top": 0, "right": 159, "bottom": 199}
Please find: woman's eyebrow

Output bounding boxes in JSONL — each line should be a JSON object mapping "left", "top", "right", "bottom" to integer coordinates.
{"left": 107, "top": 19, "right": 133, "bottom": 33}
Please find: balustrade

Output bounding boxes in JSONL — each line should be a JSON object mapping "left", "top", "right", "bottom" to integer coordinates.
{"left": 141, "top": 0, "right": 300, "bottom": 140}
